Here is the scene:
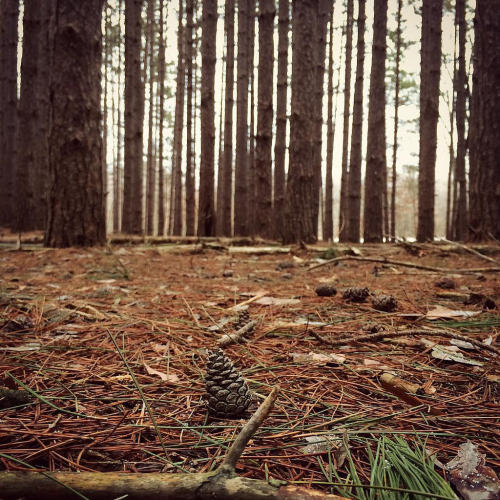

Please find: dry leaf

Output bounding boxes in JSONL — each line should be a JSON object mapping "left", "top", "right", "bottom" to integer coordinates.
{"left": 255, "top": 296, "right": 300, "bottom": 306}
{"left": 291, "top": 351, "right": 346, "bottom": 365}
{"left": 429, "top": 344, "right": 483, "bottom": 367}
{"left": 144, "top": 362, "right": 179, "bottom": 383}
{"left": 425, "top": 305, "right": 481, "bottom": 320}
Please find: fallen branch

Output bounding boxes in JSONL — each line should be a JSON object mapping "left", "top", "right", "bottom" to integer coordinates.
{"left": 441, "top": 238, "right": 500, "bottom": 266}
{"left": 217, "top": 320, "right": 257, "bottom": 347}
{"left": 307, "top": 255, "right": 500, "bottom": 274}
{"left": 0, "top": 386, "right": 347, "bottom": 500}
{"left": 310, "top": 329, "right": 500, "bottom": 358}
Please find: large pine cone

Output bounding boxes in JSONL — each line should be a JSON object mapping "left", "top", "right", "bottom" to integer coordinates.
{"left": 342, "top": 287, "right": 370, "bottom": 303}
{"left": 205, "top": 349, "right": 251, "bottom": 418}
{"left": 233, "top": 310, "right": 253, "bottom": 331}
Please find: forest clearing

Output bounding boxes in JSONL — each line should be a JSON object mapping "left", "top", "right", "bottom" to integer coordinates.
{"left": 0, "top": 238, "right": 499, "bottom": 498}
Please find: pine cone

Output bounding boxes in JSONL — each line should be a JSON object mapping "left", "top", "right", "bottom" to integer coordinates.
{"left": 372, "top": 294, "right": 398, "bottom": 312}
{"left": 233, "top": 310, "right": 253, "bottom": 332}
{"left": 315, "top": 284, "right": 337, "bottom": 297}
{"left": 342, "top": 287, "right": 370, "bottom": 303}
{"left": 205, "top": 349, "right": 251, "bottom": 418}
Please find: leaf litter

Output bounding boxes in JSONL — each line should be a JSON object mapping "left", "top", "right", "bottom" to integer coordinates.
{"left": 0, "top": 240, "right": 498, "bottom": 497}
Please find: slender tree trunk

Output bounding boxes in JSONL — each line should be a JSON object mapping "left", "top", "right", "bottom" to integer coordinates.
{"left": 122, "top": 0, "right": 144, "bottom": 235}
{"left": 197, "top": 0, "right": 217, "bottom": 236}
{"left": 323, "top": 7, "right": 336, "bottom": 241}
{"left": 102, "top": 4, "right": 110, "bottom": 229}
{"left": 390, "top": 0, "right": 402, "bottom": 241}
{"left": 282, "top": 0, "right": 317, "bottom": 244}
{"left": 346, "top": 0, "right": 366, "bottom": 243}
{"left": 363, "top": 0, "right": 387, "bottom": 243}
{"left": 221, "top": 0, "right": 235, "bottom": 236}
{"left": 234, "top": 0, "right": 249, "bottom": 236}
{"left": 247, "top": 0, "right": 256, "bottom": 236}
{"left": 311, "top": 0, "right": 331, "bottom": 239}
{"left": 454, "top": 0, "right": 467, "bottom": 241}
{"left": 172, "top": 0, "right": 185, "bottom": 235}
{"left": 254, "top": 0, "right": 275, "bottom": 238}
{"left": 0, "top": 0, "right": 19, "bottom": 228}
{"left": 157, "top": 0, "right": 167, "bottom": 235}
{"left": 338, "top": 0, "right": 353, "bottom": 242}
{"left": 145, "top": 0, "right": 156, "bottom": 235}
{"left": 14, "top": 0, "right": 41, "bottom": 232}
{"left": 185, "top": 0, "right": 195, "bottom": 235}
{"left": 468, "top": 0, "right": 500, "bottom": 241}
{"left": 44, "top": 0, "right": 106, "bottom": 247}
{"left": 417, "top": 0, "right": 443, "bottom": 242}
{"left": 273, "top": 0, "right": 289, "bottom": 240}
{"left": 216, "top": 46, "right": 225, "bottom": 235}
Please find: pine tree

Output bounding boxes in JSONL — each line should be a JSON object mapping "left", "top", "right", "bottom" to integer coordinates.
{"left": 363, "top": 0, "right": 387, "bottom": 243}
{"left": 44, "top": 0, "right": 106, "bottom": 247}
{"left": 346, "top": 0, "right": 366, "bottom": 243}
{"left": 417, "top": 0, "right": 443, "bottom": 242}
{"left": 197, "top": 0, "right": 217, "bottom": 236}
{"left": 254, "top": 0, "right": 275, "bottom": 238}
{"left": 122, "top": 0, "right": 145, "bottom": 234}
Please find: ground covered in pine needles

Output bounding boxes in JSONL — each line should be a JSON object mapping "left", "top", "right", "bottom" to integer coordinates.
{"left": 1, "top": 237, "right": 499, "bottom": 498}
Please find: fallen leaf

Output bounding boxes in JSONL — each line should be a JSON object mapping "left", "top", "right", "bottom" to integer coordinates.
{"left": 445, "top": 441, "right": 500, "bottom": 500}
{"left": 255, "top": 296, "right": 300, "bottom": 306}
{"left": 291, "top": 351, "right": 346, "bottom": 365}
{"left": 428, "top": 343, "right": 483, "bottom": 367}
{"left": 144, "top": 362, "right": 180, "bottom": 383}
{"left": 425, "top": 305, "right": 481, "bottom": 320}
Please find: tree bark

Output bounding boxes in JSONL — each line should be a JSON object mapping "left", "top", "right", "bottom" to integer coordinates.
{"left": 363, "top": 0, "right": 387, "bottom": 243}
{"left": 234, "top": 0, "right": 249, "bottom": 236}
{"left": 145, "top": 0, "right": 156, "bottom": 235}
{"left": 172, "top": 0, "right": 185, "bottom": 235}
{"left": 197, "top": 0, "right": 217, "bottom": 236}
{"left": 220, "top": 0, "right": 235, "bottom": 236}
{"left": 247, "top": 0, "right": 256, "bottom": 236}
{"left": 338, "top": 0, "right": 353, "bottom": 242}
{"left": 282, "top": 0, "right": 317, "bottom": 244}
{"left": 254, "top": 0, "right": 275, "bottom": 238}
{"left": 468, "top": 0, "right": 500, "bottom": 241}
{"left": 216, "top": 50, "right": 225, "bottom": 236}
{"left": 346, "top": 0, "right": 366, "bottom": 243}
{"left": 14, "top": 0, "right": 41, "bottom": 232}
{"left": 184, "top": 0, "right": 195, "bottom": 235}
{"left": 416, "top": 0, "right": 443, "bottom": 242}
{"left": 273, "top": 0, "right": 289, "bottom": 240}
{"left": 390, "top": 0, "right": 402, "bottom": 241}
{"left": 122, "top": 0, "right": 145, "bottom": 235}
{"left": 0, "top": 0, "right": 19, "bottom": 228}
{"left": 44, "top": 0, "right": 106, "bottom": 247}
{"left": 453, "top": 0, "right": 467, "bottom": 241}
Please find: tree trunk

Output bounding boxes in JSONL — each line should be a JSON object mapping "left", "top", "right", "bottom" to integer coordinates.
{"left": 323, "top": 7, "right": 336, "bottom": 242}
{"left": 234, "top": 0, "right": 249, "bottom": 236}
{"left": 0, "top": 0, "right": 19, "bottom": 228}
{"left": 363, "top": 0, "right": 387, "bottom": 243}
{"left": 13, "top": 0, "right": 41, "bottom": 232}
{"left": 453, "top": 0, "right": 467, "bottom": 241}
{"left": 346, "top": 0, "right": 366, "bottom": 243}
{"left": 468, "top": 0, "right": 500, "bottom": 241}
{"left": 416, "top": 0, "right": 443, "bottom": 242}
{"left": 216, "top": 51, "right": 225, "bottom": 235}
{"left": 273, "top": 0, "right": 289, "bottom": 240}
{"left": 172, "top": 0, "right": 185, "bottom": 235}
{"left": 102, "top": 4, "right": 110, "bottom": 230}
{"left": 338, "top": 0, "right": 353, "bottom": 242}
{"left": 311, "top": 0, "right": 331, "bottom": 240}
{"left": 145, "top": 0, "right": 156, "bottom": 235}
{"left": 197, "top": 0, "right": 217, "bottom": 236}
{"left": 185, "top": 0, "right": 195, "bottom": 235}
{"left": 282, "top": 0, "right": 317, "bottom": 244}
{"left": 254, "top": 0, "right": 275, "bottom": 238}
{"left": 247, "top": 0, "right": 256, "bottom": 236}
{"left": 390, "top": 0, "right": 402, "bottom": 241}
{"left": 221, "top": 0, "right": 235, "bottom": 236}
{"left": 122, "top": 0, "right": 144, "bottom": 235}
{"left": 44, "top": 0, "right": 106, "bottom": 247}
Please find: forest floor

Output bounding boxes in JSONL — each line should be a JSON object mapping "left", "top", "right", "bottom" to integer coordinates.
{"left": 0, "top": 235, "right": 499, "bottom": 498}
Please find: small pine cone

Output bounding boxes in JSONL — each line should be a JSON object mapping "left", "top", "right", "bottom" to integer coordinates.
{"left": 342, "top": 287, "right": 370, "bottom": 303}
{"left": 233, "top": 310, "right": 253, "bottom": 331}
{"left": 315, "top": 284, "right": 337, "bottom": 297}
{"left": 205, "top": 349, "right": 251, "bottom": 418}
{"left": 372, "top": 295, "right": 398, "bottom": 312}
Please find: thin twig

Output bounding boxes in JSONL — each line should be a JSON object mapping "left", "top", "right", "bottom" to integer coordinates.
{"left": 219, "top": 385, "right": 280, "bottom": 472}
{"left": 307, "top": 255, "right": 500, "bottom": 274}
{"left": 310, "top": 329, "right": 500, "bottom": 358}
{"left": 217, "top": 320, "right": 257, "bottom": 347}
